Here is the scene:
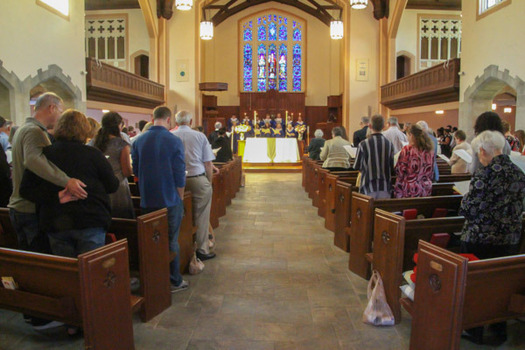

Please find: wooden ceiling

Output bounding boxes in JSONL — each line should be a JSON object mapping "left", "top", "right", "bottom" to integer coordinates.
{"left": 85, "top": 0, "right": 140, "bottom": 11}
{"left": 406, "top": 0, "right": 461, "bottom": 11}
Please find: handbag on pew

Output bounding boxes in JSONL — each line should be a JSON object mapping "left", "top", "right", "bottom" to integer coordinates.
{"left": 362, "top": 270, "right": 395, "bottom": 326}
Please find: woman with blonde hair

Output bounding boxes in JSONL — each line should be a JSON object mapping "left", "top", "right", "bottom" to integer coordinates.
{"left": 86, "top": 117, "right": 100, "bottom": 143}
{"left": 394, "top": 124, "right": 434, "bottom": 198}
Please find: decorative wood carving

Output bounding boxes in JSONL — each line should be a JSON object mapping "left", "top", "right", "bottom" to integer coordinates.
{"left": 380, "top": 58, "right": 460, "bottom": 110}
{"left": 86, "top": 58, "right": 165, "bottom": 109}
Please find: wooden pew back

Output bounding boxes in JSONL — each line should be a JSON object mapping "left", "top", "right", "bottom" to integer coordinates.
{"left": 373, "top": 210, "right": 466, "bottom": 322}
{"left": 109, "top": 209, "right": 171, "bottom": 321}
{"left": 0, "top": 240, "right": 135, "bottom": 350}
{"left": 407, "top": 240, "right": 525, "bottom": 350}
{"left": 349, "top": 193, "right": 464, "bottom": 279}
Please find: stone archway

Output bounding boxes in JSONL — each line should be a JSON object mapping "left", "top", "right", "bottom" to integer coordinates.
{"left": 460, "top": 65, "right": 525, "bottom": 136}
{"left": 23, "top": 64, "right": 84, "bottom": 114}
{"left": 0, "top": 60, "right": 23, "bottom": 123}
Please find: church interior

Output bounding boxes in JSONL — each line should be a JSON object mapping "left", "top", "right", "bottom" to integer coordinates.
{"left": 1, "top": 0, "right": 525, "bottom": 349}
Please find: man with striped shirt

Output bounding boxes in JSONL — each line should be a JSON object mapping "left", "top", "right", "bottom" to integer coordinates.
{"left": 354, "top": 115, "right": 394, "bottom": 199}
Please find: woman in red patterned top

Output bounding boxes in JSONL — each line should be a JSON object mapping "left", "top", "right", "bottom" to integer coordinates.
{"left": 394, "top": 124, "right": 435, "bottom": 198}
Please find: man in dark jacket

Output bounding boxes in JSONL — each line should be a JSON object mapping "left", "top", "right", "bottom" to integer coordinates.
{"left": 208, "top": 121, "right": 222, "bottom": 145}
{"left": 307, "top": 129, "right": 325, "bottom": 160}
{"left": 212, "top": 128, "right": 233, "bottom": 163}
{"left": 353, "top": 116, "right": 369, "bottom": 146}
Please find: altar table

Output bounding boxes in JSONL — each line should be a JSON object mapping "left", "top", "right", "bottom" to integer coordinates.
{"left": 242, "top": 138, "right": 300, "bottom": 163}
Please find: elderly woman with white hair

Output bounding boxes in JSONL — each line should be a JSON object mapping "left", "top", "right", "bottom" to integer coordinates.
{"left": 459, "top": 130, "right": 525, "bottom": 345}
{"left": 460, "top": 130, "right": 525, "bottom": 258}
{"left": 306, "top": 129, "right": 325, "bottom": 160}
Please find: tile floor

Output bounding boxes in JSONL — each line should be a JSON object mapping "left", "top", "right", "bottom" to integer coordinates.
{"left": 1, "top": 173, "right": 524, "bottom": 349}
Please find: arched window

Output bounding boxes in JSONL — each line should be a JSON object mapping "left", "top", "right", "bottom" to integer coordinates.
{"left": 241, "top": 12, "right": 304, "bottom": 92}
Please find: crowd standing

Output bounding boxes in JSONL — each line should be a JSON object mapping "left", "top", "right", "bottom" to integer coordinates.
{"left": 1, "top": 93, "right": 525, "bottom": 340}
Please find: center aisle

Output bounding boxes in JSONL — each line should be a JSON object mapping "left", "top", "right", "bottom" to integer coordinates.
{"left": 133, "top": 173, "right": 411, "bottom": 349}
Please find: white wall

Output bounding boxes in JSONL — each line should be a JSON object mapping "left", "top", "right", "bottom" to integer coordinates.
{"left": 347, "top": 5, "right": 380, "bottom": 136}
{"left": 396, "top": 9, "right": 461, "bottom": 73}
{"left": 0, "top": 0, "right": 86, "bottom": 118}
{"left": 459, "top": 1, "right": 525, "bottom": 132}
{"left": 86, "top": 9, "right": 150, "bottom": 72}
{"left": 460, "top": 1, "right": 525, "bottom": 100}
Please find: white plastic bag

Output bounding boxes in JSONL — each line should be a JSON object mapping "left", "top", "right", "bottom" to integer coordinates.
{"left": 362, "top": 270, "right": 395, "bottom": 326}
{"left": 189, "top": 254, "right": 205, "bottom": 275}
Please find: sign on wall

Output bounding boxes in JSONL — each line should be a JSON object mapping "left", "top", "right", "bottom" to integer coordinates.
{"left": 356, "top": 59, "right": 369, "bottom": 81}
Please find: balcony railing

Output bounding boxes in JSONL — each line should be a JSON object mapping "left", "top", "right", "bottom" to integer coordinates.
{"left": 86, "top": 58, "right": 165, "bottom": 109}
{"left": 381, "top": 58, "right": 460, "bottom": 110}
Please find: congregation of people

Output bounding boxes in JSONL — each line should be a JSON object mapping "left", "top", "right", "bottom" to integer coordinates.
{"left": 1, "top": 93, "right": 525, "bottom": 345}
{"left": 0, "top": 92, "right": 225, "bottom": 333}
{"left": 307, "top": 112, "right": 525, "bottom": 257}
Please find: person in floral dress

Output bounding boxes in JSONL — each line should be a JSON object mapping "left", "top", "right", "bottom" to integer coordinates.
{"left": 394, "top": 124, "right": 434, "bottom": 198}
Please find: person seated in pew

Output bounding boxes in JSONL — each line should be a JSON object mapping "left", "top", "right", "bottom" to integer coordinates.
{"left": 272, "top": 123, "right": 284, "bottom": 138}
{"left": 285, "top": 122, "right": 296, "bottom": 138}
{"left": 394, "top": 124, "right": 434, "bottom": 198}
{"left": 212, "top": 128, "right": 233, "bottom": 163}
{"left": 260, "top": 121, "right": 273, "bottom": 137}
{"left": 459, "top": 130, "right": 525, "bottom": 345}
{"left": 132, "top": 106, "right": 189, "bottom": 292}
{"left": 320, "top": 126, "right": 351, "bottom": 171}
{"left": 91, "top": 112, "right": 135, "bottom": 219}
{"left": 307, "top": 129, "right": 325, "bottom": 160}
{"left": 447, "top": 130, "right": 472, "bottom": 174}
{"left": 469, "top": 112, "right": 511, "bottom": 174}
{"left": 354, "top": 115, "right": 394, "bottom": 199}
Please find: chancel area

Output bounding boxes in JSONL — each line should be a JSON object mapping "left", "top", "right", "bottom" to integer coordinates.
{"left": 1, "top": 0, "right": 525, "bottom": 349}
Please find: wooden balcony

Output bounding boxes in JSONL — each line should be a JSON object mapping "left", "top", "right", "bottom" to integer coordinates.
{"left": 86, "top": 57, "right": 165, "bottom": 109}
{"left": 381, "top": 58, "right": 460, "bottom": 110}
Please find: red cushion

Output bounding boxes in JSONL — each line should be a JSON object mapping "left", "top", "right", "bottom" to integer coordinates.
{"left": 430, "top": 233, "right": 450, "bottom": 248}
{"left": 403, "top": 209, "right": 418, "bottom": 220}
{"left": 432, "top": 208, "right": 448, "bottom": 218}
{"left": 105, "top": 233, "right": 117, "bottom": 244}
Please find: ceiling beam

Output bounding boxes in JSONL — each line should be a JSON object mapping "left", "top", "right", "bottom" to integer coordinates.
{"left": 204, "top": 0, "right": 341, "bottom": 26}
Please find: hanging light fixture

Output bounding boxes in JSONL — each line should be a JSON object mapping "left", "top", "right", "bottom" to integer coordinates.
{"left": 175, "top": 0, "right": 192, "bottom": 11}
{"left": 200, "top": 20, "right": 214, "bottom": 40}
{"left": 350, "top": 0, "right": 368, "bottom": 9}
{"left": 330, "top": 20, "right": 343, "bottom": 40}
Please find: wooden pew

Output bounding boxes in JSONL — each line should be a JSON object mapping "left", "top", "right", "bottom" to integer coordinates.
{"left": 333, "top": 179, "right": 356, "bottom": 252}
{"left": 373, "top": 210, "right": 525, "bottom": 324}
{"left": 180, "top": 191, "right": 197, "bottom": 273}
{"left": 324, "top": 172, "right": 357, "bottom": 231}
{"left": 349, "top": 193, "right": 464, "bottom": 279}
{"left": 0, "top": 240, "right": 137, "bottom": 350}
{"left": 372, "top": 210, "right": 466, "bottom": 322}
{"left": 108, "top": 209, "right": 172, "bottom": 322}
{"left": 403, "top": 240, "right": 525, "bottom": 350}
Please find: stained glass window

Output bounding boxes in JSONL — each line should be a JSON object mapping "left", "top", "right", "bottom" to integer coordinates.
{"left": 257, "top": 44, "right": 266, "bottom": 92}
{"left": 243, "top": 44, "right": 252, "bottom": 91}
{"left": 243, "top": 21, "right": 252, "bottom": 41}
{"left": 268, "top": 44, "right": 277, "bottom": 90}
{"left": 241, "top": 12, "right": 304, "bottom": 92}
{"left": 279, "top": 25, "right": 287, "bottom": 41}
{"left": 278, "top": 44, "right": 287, "bottom": 91}
{"left": 258, "top": 25, "right": 266, "bottom": 41}
{"left": 269, "top": 22, "right": 277, "bottom": 41}
{"left": 292, "top": 44, "right": 301, "bottom": 91}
